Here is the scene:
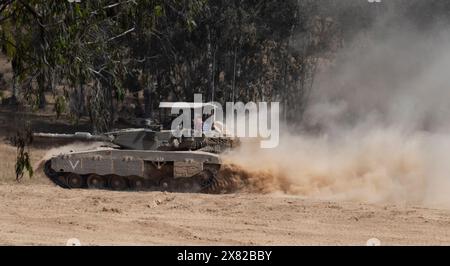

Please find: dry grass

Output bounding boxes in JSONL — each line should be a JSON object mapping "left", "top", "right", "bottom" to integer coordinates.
{"left": 0, "top": 143, "right": 15, "bottom": 181}
{"left": 0, "top": 143, "right": 49, "bottom": 184}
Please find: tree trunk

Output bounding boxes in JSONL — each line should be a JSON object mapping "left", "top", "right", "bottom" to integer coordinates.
{"left": 10, "top": 57, "right": 19, "bottom": 105}
{"left": 206, "top": 25, "right": 215, "bottom": 102}
{"left": 37, "top": 72, "right": 47, "bottom": 109}
{"left": 38, "top": 86, "right": 47, "bottom": 109}
{"left": 143, "top": 86, "right": 152, "bottom": 118}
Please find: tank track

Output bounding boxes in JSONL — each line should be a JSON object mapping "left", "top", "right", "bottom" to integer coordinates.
{"left": 43, "top": 159, "right": 231, "bottom": 193}
{"left": 198, "top": 137, "right": 237, "bottom": 153}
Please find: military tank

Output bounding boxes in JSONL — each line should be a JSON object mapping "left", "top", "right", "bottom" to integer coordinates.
{"left": 35, "top": 128, "right": 237, "bottom": 193}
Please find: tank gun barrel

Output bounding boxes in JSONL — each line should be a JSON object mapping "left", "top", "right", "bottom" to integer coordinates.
{"left": 33, "top": 132, "right": 112, "bottom": 142}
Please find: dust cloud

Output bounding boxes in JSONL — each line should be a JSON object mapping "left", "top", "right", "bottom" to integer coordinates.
{"left": 223, "top": 13, "right": 450, "bottom": 208}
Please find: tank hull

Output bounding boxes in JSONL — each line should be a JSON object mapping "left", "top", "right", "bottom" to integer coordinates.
{"left": 44, "top": 148, "right": 222, "bottom": 193}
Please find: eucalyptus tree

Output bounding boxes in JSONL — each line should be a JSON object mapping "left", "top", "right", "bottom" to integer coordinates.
{"left": 0, "top": 0, "right": 206, "bottom": 132}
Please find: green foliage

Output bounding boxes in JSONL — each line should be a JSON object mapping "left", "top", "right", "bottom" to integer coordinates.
{"left": 154, "top": 5, "right": 163, "bottom": 18}
{"left": 54, "top": 95, "right": 67, "bottom": 119}
{"left": 9, "top": 127, "right": 34, "bottom": 182}
{"left": 0, "top": 0, "right": 333, "bottom": 129}
{"left": 15, "top": 152, "right": 33, "bottom": 182}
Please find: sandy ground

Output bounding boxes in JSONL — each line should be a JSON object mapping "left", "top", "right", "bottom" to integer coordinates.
{"left": 1, "top": 182, "right": 450, "bottom": 246}
{"left": 0, "top": 134, "right": 450, "bottom": 246}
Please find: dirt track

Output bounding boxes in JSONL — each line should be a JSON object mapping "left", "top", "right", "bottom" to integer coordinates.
{"left": 1, "top": 183, "right": 450, "bottom": 245}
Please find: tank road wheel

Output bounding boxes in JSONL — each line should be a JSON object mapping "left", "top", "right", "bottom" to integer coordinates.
{"left": 66, "top": 173, "right": 83, "bottom": 189}
{"left": 57, "top": 175, "right": 68, "bottom": 187}
{"left": 109, "top": 176, "right": 128, "bottom": 190}
{"left": 87, "top": 174, "right": 106, "bottom": 189}
{"left": 159, "top": 177, "right": 174, "bottom": 192}
{"left": 129, "top": 177, "right": 146, "bottom": 190}
{"left": 173, "top": 170, "right": 216, "bottom": 193}
{"left": 43, "top": 160, "right": 69, "bottom": 188}
{"left": 175, "top": 179, "right": 195, "bottom": 192}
